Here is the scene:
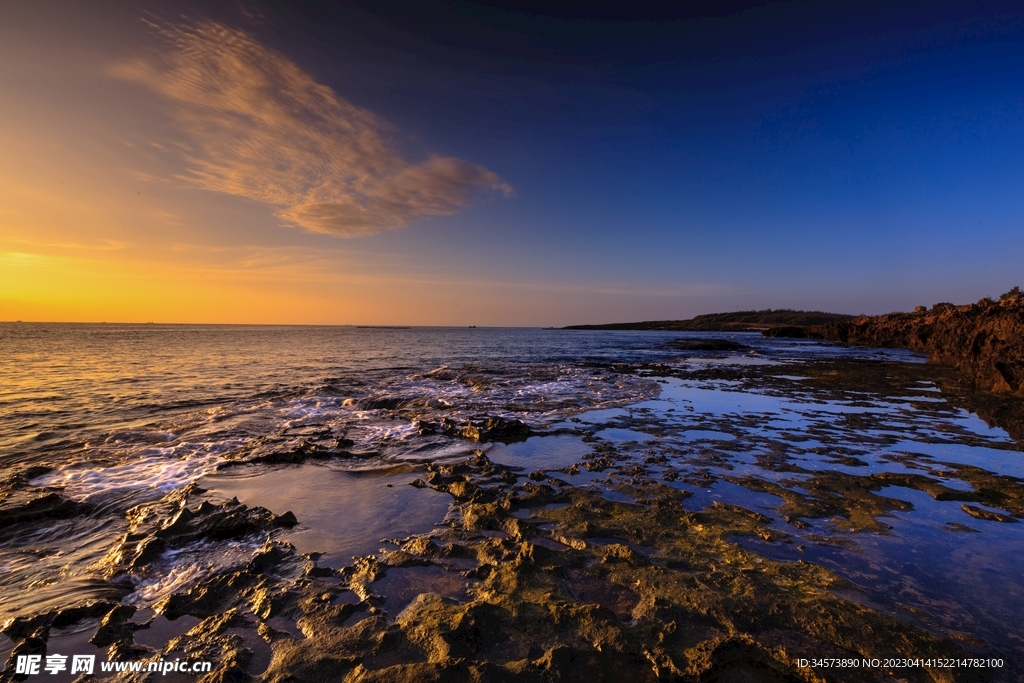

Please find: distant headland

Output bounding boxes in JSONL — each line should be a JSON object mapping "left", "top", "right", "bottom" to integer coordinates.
{"left": 563, "top": 309, "right": 855, "bottom": 331}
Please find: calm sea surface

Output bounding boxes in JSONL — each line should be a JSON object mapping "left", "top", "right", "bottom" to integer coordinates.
{"left": 1, "top": 324, "right": 1022, "bottom": 671}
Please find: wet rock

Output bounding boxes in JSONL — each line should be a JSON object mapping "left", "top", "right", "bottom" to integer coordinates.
{"left": 417, "top": 416, "right": 532, "bottom": 443}
{"left": 379, "top": 550, "right": 432, "bottom": 568}
{"left": 359, "top": 396, "right": 419, "bottom": 411}
{"left": 104, "top": 484, "right": 298, "bottom": 575}
{"left": 683, "top": 636, "right": 804, "bottom": 682}
{"left": 7, "top": 359, "right": 1006, "bottom": 683}
{"left": 460, "top": 417, "right": 531, "bottom": 443}
{"left": 2, "top": 600, "right": 116, "bottom": 641}
{"left": 1, "top": 613, "right": 52, "bottom": 642}
{"left": 161, "top": 609, "right": 259, "bottom": 683}
{"left": 0, "top": 491, "right": 88, "bottom": 530}
{"left": 222, "top": 438, "right": 346, "bottom": 466}
{"left": 871, "top": 469, "right": 1024, "bottom": 518}
{"left": 599, "top": 543, "right": 649, "bottom": 567}
{"left": 89, "top": 604, "right": 137, "bottom": 648}
{"left": 773, "top": 294, "right": 1024, "bottom": 396}
{"left": 4, "top": 635, "right": 45, "bottom": 681}
{"left": 247, "top": 540, "right": 299, "bottom": 574}
{"left": 960, "top": 503, "right": 1018, "bottom": 523}
{"left": 13, "top": 452, "right": 983, "bottom": 683}
{"left": 400, "top": 538, "right": 443, "bottom": 558}
{"left": 155, "top": 570, "right": 262, "bottom": 620}
{"left": 665, "top": 338, "right": 749, "bottom": 351}
{"left": 729, "top": 473, "right": 914, "bottom": 533}
{"left": 397, "top": 594, "right": 503, "bottom": 661}
{"left": 418, "top": 452, "right": 520, "bottom": 506}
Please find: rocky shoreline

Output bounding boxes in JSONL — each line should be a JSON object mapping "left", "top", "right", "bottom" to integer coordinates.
{"left": 765, "top": 291, "right": 1024, "bottom": 397}
{"left": 6, "top": 362, "right": 1020, "bottom": 682}
{"left": 3, "top": 333, "right": 1021, "bottom": 682}
{"left": 2, "top": 448, "right": 1001, "bottom": 683}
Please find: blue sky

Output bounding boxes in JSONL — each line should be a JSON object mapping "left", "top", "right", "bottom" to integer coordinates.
{"left": 2, "top": 0, "right": 1022, "bottom": 324}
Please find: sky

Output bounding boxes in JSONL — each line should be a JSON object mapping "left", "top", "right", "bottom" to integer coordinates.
{"left": 1, "top": 0, "right": 1023, "bottom": 325}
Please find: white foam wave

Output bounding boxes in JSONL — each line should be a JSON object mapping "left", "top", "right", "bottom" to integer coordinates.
{"left": 124, "top": 537, "right": 265, "bottom": 607}
{"left": 28, "top": 361, "right": 661, "bottom": 501}
{"left": 31, "top": 445, "right": 229, "bottom": 502}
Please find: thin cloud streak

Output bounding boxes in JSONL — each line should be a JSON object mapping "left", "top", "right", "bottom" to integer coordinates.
{"left": 29, "top": 240, "right": 725, "bottom": 296}
{"left": 2, "top": 237, "right": 133, "bottom": 252}
{"left": 110, "top": 20, "right": 511, "bottom": 237}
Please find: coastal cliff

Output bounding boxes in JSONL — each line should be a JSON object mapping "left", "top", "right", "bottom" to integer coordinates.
{"left": 766, "top": 289, "right": 1024, "bottom": 396}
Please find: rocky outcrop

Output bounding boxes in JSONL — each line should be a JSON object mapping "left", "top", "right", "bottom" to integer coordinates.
{"left": 664, "top": 338, "right": 748, "bottom": 351}
{"left": 103, "top": 483, "right": 298, "bottom": 576}
{"left": 766, "top": 292, "right": 1024, "bottom": 395}
{"left": 4, "top": 441, "right": 1010, "bottom": 682}
{"left": 415, "top": 416, "right": 532, "bottom": 442}
{"left": 0, "top": 467, "right": 90, "bottom": 531}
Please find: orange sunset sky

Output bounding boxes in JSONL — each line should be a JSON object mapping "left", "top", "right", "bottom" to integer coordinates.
{"left": 4, "top": 1, "right": 1022, "bottom": 325}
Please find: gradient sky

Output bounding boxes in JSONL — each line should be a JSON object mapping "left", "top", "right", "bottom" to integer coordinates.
{"left": 2, "top": 0, "right": 1023, "bottom": 325}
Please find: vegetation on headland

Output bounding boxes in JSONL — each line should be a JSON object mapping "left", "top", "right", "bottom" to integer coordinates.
{"left": 564, "top": 309, "right": 856, "bottom": 331}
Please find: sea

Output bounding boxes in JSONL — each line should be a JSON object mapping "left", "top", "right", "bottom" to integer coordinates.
{"left": 1, "top": 324, "right": 1022, "bottom": 671}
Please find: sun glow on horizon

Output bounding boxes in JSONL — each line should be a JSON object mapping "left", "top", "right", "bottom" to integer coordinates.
{"left": 5, "top": 2, "right": 1019, "bottom": 324}
{"left": 0, "top": 14, "right": 525, "bottom": 325}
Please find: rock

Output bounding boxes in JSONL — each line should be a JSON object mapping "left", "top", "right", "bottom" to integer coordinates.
{"left": 762, "top": 325, "right": 823, "bottom": 339}
{"left": 2, "top": 600, "right": 117, "bottom": 641}
{"left": 4, "top": 635, "right": 45, "bottom": 679}
{"left": 765, "top": 294, "right": 1024, "bottom": 396}
{"left": 104, "top": 485, "right": 299, "bottom": 575}
{"left": 665, "top": 338, "right": 749, "bottom": 351}
{"left": 0, "top": 491, "right": 88, "bottom": 530}
{"left": 961, "top": 503, "right": 1018, "bottom": 523}
{"left": 89, "top": 604, "right": 137, "bottom": 648}
{"left": 460, "top": 417, "right": 531, "bottom": 442}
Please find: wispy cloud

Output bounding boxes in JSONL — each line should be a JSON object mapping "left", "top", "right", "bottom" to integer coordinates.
{"left": 110, "top": 20, "right": 511, "bottom": 237}
{"left": 111, "top": 242, "right": 730, "bottom": 296}
{"left": 2, "top": 237, "right": 132, "bottom": 252}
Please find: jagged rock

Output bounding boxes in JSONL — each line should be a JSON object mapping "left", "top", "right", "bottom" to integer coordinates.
{"left": 89, "top": 604, "right": 137, "bottom": 648}
{"left": 961, "top": 503, "right": 1018, "bottom": 523}
{"left": 4, "top": 635, "right": 45, "bottom": 680}
{"left": 665, "top": 338, "right": 749, "bottom": 351}
{"left": 2, "top": 600, "right": 117, "bottom": 641}
{"left": 0, "top": 491, "right": 88, "bottom": 530}
{"left": 765, "top": 294, "right": 1024, "bottom": 396}
{"left": 417, "top": 416, "right": 532, "bottom": 442}
{"left": 104, "top": 485, "right": 298, "bottom": 575}
{"left": 460, "top": 417, "right": 531, "bottom": 442}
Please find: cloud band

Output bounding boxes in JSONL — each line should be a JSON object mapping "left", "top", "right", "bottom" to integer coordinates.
{"left": 112, "top": 21, "right": 511, "bottom": 236}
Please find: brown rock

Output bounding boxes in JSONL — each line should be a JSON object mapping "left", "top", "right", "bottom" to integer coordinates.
{"left": 768, "top": 294, "right": 1024, "bottom": 396}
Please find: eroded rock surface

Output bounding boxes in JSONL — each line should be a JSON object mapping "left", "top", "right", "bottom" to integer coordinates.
{"left": 4, "top": 347, "right": 1020, "bottom": 683}
{"left": 0, "top": 467, "right": 88, "bottom": 530}
{"left": 766, "top": 294, "right": 1024, "bottom": 396}
{"left": 4, "top": 445, "right": 1006, "bottom": 683}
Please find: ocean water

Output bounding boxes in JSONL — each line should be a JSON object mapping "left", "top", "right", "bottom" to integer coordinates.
{"left": 1, "top": 324, "right": 1021, "bottom": 670}
{"left": 0, "top": 324, "right": 674, "bottom": 619}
